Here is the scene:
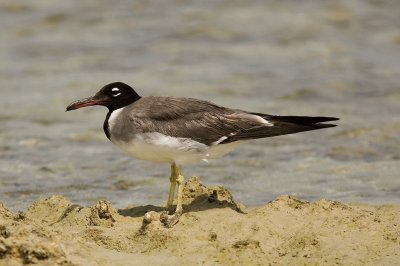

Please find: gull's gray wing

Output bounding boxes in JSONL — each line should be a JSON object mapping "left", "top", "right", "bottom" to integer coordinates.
{"left": 123, "top": 96, "right": 338, "bottom": 145}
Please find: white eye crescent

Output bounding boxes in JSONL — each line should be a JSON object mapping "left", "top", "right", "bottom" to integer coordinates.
{"left": 111, "top": 87, "right": 121, "bottom": 97}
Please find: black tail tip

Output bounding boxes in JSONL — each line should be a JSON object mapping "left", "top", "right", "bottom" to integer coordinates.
{"left": 272, "top": 115, "right": 339, "bottom": 125}
{"left": 315, "top": 123, "right": 338, "bottom": 129}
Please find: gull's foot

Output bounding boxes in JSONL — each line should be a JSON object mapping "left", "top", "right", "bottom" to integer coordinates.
{"left": 160, "top": 210, "right": 181, "bottom": 228}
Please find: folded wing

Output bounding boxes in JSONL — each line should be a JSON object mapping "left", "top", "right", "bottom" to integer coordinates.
{"left": 127, "top": 97, "right": 339, "bottom": 146}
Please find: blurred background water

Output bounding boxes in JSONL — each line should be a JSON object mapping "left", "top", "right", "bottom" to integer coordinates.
{"left": 0, "top": 0, "right": 399, "bottom": 211}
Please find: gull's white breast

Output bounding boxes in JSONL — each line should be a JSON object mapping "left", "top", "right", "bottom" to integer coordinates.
{"left": 111, "top": 132, "right": 243, "bottom": 165}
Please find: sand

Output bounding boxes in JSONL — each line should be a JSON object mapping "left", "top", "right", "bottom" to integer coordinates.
{"left": 0, "top": 177, "right": 399, "bottom": 266}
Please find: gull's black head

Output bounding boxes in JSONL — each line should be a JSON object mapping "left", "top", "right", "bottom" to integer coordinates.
{"left": 66, "top": 82, "right": 141, "bottom": 112}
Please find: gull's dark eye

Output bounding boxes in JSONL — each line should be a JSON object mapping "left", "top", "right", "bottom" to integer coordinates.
{"left": 110, "top": 87, "right": 122, "bottom": 97}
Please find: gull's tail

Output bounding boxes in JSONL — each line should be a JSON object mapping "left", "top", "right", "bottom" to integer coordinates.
{"left": 220, "top": 114, "right": 339, "bottom": 144}
{"left": 267, "top": 115, "right": 339, "bottom": 128}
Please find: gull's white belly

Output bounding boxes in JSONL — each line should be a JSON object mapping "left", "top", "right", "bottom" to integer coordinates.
{"left": 111, "top": 132, "right": 243, "bottom": 165}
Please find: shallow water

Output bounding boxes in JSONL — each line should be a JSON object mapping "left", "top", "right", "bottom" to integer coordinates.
{"left": 1, "top": 0, "right": 399, "bottom": 211}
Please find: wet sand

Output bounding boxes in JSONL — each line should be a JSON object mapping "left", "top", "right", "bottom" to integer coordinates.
{"left": 1, "top": 177, "right": 399, "bottom": 265}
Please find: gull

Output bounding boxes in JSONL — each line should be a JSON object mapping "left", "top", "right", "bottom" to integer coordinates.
{"left": 66, "top": 82, "right": 338, "bottom": 226}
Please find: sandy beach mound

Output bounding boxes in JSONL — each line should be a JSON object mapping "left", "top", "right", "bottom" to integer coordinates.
{"left": 0, "top": 177, "right": 399, "bottom": 265}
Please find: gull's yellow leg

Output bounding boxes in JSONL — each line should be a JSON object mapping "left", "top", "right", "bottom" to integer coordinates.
{"left": 166, "top": 162, "right": 178, "bottom": 212}
{"left": 160, "top": 164, "right": 185, "bottom": 227}
{"left": 175, "top": 165, "right": 184, "bottom": 215}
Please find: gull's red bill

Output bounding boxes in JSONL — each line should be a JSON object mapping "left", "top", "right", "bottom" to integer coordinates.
{"left": 66, "top": 97, "right": 99, "bottom": 111}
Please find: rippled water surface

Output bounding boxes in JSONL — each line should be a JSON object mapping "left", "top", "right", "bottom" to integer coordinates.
{"left": 1, "top": 0, "right": 399, "bottom": 211}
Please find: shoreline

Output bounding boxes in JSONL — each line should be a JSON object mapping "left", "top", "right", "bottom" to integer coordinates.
{"left": 1, "top": 177, "right": 399, "bottom": 265}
